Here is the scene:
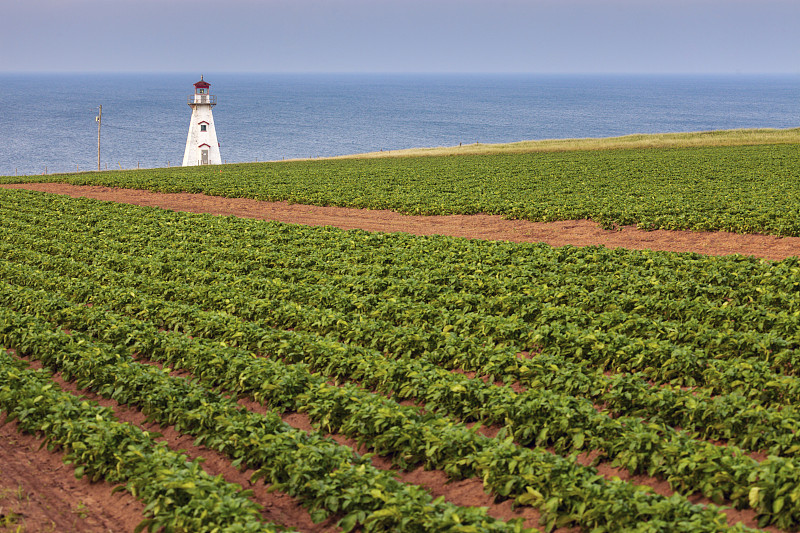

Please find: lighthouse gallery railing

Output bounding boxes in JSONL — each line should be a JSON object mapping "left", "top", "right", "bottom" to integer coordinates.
{"left": 188, "top": 95, "right": 217, "bottom": 105}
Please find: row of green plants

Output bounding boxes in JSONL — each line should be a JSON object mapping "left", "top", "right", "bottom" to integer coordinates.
{"left": 6, "top": 188, "right": 800, "bottom": 340}
{"left": 18, "top": 269, "right": 800, "bottom": 523}
{"left": 4, "top": 194, "right": 800, "bottom": 439}
{"left": 0, "top": 308, "right": 529, "bottom": 533}
{"left": 3, "top": 195, "right": 799, "bottom": 397}
{"left": 0, "top": 288, "right": 751, "bottom": 533}
{"left": 0, "top": 351, "right": 280, "bottom": 533}
{"left": 3, "top": 143, "right": 800, "bottom": 235}
{"left": 4, "top": 191, "right": 799, "bottom": 366}
{"left": 9, "top": 210, "right": 794, "bottom": 378}
{"left": 5, "top": 247, "right": 799, "bottom": 464}
{"left": 4, "top": 188, "right": 800, "bottom": 530}
{"left": 3, "top": 267, "right": 800, "bottom": 530}
{"left": 6, "top": 222, "right": 800, "bottom": 460}
{"left": 61, "top": 241, "right": 798, "bottom": 396}
{"left": 6, "top": 224, "right": 800, "bottom": 427}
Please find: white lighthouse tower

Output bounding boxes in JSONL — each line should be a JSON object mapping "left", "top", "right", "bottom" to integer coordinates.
{"left": 182, "top": 75, "right": 222, "bottom": 166}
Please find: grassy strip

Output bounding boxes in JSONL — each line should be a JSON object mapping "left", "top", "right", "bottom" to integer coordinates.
{"left": 328, "top": 128, "right": 800, "bottom": 159}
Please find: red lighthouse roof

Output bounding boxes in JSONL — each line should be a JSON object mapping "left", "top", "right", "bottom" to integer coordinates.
{"left": 193, "top": 75, "right": 210, "bottom": 89}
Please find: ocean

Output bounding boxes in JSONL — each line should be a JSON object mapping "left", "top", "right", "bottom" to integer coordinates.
{"left": 1, "top": 73, "right": 798, "bottom": 176}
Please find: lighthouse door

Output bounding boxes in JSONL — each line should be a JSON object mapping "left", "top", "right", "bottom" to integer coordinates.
{"left": 201, "top": 149, "right": 209, "bottom": 165}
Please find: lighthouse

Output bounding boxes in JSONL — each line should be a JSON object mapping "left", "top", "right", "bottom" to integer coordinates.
{"left": 182, "top": 75, "right": 222, "bottom": 166}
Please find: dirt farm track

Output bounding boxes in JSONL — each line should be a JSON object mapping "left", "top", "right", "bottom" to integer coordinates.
{"left": 3, "top": 182, "right": 800, "bottom": 261}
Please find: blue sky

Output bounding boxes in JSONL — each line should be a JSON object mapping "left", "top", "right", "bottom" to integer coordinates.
{"left": 2, "top": 0, "right": 798, "bottom": 74}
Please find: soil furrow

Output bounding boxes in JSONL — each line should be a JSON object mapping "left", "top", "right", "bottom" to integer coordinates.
{"left": 137, "top": 340, "right": 781, "bottom": 532}
{"left": 15, "top": 356, "right": 340, "bottom": 533}
{"left": 0, "top": 417, "right": 145, "bottom": 533}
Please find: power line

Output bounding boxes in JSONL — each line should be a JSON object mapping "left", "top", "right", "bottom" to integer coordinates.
{"left": 96, "top": 105, "right": 102, "bottom": 171}
{"left": 101, "top": 123, "right": 150, "bottom": 133}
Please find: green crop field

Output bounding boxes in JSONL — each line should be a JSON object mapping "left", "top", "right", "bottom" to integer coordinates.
{"left": 3, "top": 186, "right": 800, "bottom": 531}
{"left": 3, "top": 141, "right": 799, "bottom": 236}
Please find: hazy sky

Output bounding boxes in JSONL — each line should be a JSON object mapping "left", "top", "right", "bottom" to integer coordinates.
{"left": 2, "top": 0, "right": 798, "bottom": 74}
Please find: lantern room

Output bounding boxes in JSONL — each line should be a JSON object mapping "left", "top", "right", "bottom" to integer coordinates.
{"left": 188, "top": 75, "right": 216, "bottom": 106}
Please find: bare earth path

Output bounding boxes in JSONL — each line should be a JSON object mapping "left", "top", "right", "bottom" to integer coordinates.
{"left": 3, "top": 182, "right": 800, "bottom": 260}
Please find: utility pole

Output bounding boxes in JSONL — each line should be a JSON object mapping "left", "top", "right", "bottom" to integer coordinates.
{"left": 96, "top": 105, "right": 102, "bottom": 171}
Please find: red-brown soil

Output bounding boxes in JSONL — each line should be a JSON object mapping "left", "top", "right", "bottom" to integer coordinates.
{"left": 0, "top": 418, "right": 146, "bottom": 533}
{"left": 9, "top": 358, "right": 341, "bottom": 533}
{"left": 3, "top": 183, "right": 799, "bottom": 260}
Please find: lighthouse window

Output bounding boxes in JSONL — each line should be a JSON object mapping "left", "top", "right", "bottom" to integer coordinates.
{"left": 200, "top": 124, "right": 207, "bottom": 132}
